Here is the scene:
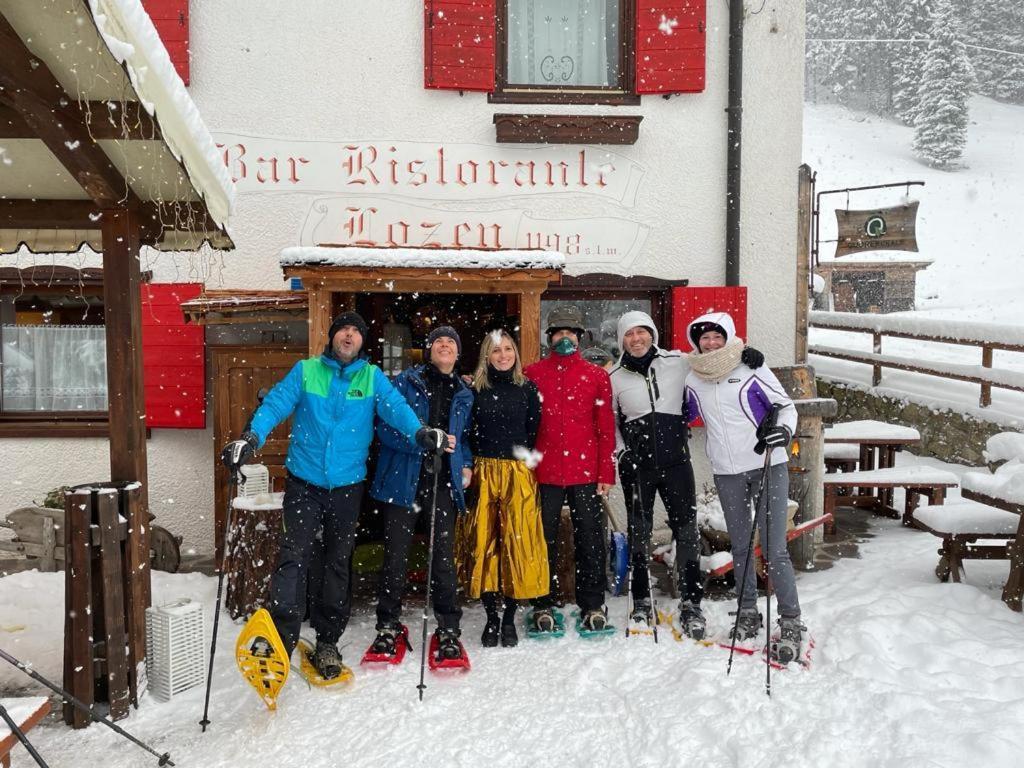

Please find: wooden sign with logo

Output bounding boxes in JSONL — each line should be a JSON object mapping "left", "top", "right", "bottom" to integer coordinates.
{"left": 834, "top": 201, "right": 919, "bottom": 257}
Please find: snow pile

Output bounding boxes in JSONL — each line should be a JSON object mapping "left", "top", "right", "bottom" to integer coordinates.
{"left": 87, "top": 0, "right": 235, "bottom": 225}
{"left": 279, "top": 247, "right": 566, "bottom": 270}
{"left": 810, "top": 311, "right": 1024, "bottom": 348}
{"left": 913, "top": 501, "right": 1018, "bottom": 536}
{"left": 695, "top": 491, "right": 727, "bottom": 532}
{"left": 983, "top": 432, "right": 1024, "bottom": 464}
{"left": 822, "top": 465, "right": 958, "bottom": 485}
{"left": 963, "top": 461, "right": 1024, "bottom": 505}
{"left": 231, "top": 492, "right": 284, "bottom": 511}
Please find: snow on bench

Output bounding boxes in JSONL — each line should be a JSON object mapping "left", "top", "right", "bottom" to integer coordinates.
{"left": 910, "top": 501, "right": 1020, "bottom": 584}
{"left": 824, "top": 443, "right": 860, "bottom": 461}
{"left": 824, "top": 420, "right": 921, "bottom": 442}
{"left": 0, "top": 696, "right": 50, "bottom": 767}
{"left": 822, "top": 465, "right": 958, "bottom": 486}
{"left": 962, "top": 464, "right": 1024, "bottom": 514}
{"left": 984, "top": 432, "right": 1024, "bottom": 464}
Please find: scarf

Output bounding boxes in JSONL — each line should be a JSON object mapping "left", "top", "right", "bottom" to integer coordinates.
{"left": 687, "top": 338, "right": 745, "bottom": 382}
{"left": 621, "top": 345, "right": 657, "bottom": 375}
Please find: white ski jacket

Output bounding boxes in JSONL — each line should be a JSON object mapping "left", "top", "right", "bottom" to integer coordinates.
{"left": 683, "top": 313, "right": 797, "bottom": 476}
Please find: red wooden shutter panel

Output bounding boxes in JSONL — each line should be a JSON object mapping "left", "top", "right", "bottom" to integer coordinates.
{"left": 141, "top": 283, "right": 205, "bottom": 428}
{"left": 142, "top": 0, "right": 190, "bottom": 85}
{"left": 670, "top": 286, "right": 748, "bottom": 352}
{"left": 424, "top": 0, "right": 496, "bottom": 92}
{"left": 635, "top": 1, "right": 706, "bottom": 94}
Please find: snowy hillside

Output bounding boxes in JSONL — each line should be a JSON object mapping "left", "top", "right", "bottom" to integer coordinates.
{"left": 804, "top": 96, "right": 1024, "bottom": 324}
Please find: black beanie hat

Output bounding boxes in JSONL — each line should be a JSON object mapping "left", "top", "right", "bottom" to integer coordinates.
{"left": 688, "top": 320, "right": 729, "bottom": 350}
{"left": 426, "top": 325, "right": 462, "bottom": 357}
{"left": 327, "top": 311, "right": 369, "bottom": 346}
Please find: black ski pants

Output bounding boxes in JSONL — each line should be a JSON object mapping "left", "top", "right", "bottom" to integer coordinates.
{"left": 376, "top": 470, "right": 462, "bottom": 631}
{"left": 268, "top": 473, "right": 363, "bottom": 654}
{"left": 532, "top": 483, "right": 607, "bottom": 613}
{"left": 622, "top": 462, "right": 702, "bottom": 605}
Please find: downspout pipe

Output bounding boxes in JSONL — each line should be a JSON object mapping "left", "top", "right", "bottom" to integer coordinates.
{"left": 725, "top": 0, "right": 744, "bottom": 286}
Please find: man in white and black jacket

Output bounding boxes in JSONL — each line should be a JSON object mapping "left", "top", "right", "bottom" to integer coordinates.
{"left": 609, "top": 310, "right": 763, "bottom": 639}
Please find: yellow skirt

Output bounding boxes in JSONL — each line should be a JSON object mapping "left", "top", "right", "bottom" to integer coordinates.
{"left": 456, "top": 457, "right": 549, "bottom": 600}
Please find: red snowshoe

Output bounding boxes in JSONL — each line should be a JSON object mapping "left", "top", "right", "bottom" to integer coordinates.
{"left": 361, "top": 624, "right": 412, "bottom": 665}
{"left": 428, "top": 629, "right": 471, "bottom": 672}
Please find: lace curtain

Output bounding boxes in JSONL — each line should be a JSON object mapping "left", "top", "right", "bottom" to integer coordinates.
{"left": 507, "top": 0, "right": 620, "bottom": 87}
{"left": 1, "top": 325, "right": 108, "bottom": 411}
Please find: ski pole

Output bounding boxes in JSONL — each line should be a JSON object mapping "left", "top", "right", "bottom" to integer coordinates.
{"left": 417, "top": 446, "right": 445, "bottom": 702}
{"left": 0, "top": 702, "right": 50, "bottom": 768}
{"left": 726, "top": 447, "right": 774, "bottom": 677}
{"left": 763, "top": 459, "right": 773, "bottom": 698}
{"left": 623, "top": 478, "right": 636, "bottom": 637}
{"left": 638, "top": 480, "right": 659, "bottom": 644}
{"left": 0, "top": 648, "right": 174, "bottom": 766}
{"left": 201, "top": 388, "right": 266, "bottom": 732}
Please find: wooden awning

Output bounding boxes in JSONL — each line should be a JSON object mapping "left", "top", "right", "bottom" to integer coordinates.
{"left": 181, "top": 290, "right": 309, "bottom": 325}
{"left": 0, "top": 0, "right": 234, "bottom": 252}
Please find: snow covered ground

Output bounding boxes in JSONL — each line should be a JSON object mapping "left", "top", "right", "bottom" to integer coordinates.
{"left": 805, "top": 96, "right": 1024, "bottom": 424}
{"left": 3, "top": 453, "right": 1023, "bottom": 768}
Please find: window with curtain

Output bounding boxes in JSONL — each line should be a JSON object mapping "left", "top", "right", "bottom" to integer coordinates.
{"left": 506, "top": 0, "right": 622, "bottom": 88}
{"left": 1, "top": 324, "right": 108, "bottom": 412}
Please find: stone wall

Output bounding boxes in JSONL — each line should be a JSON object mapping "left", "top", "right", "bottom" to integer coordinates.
{"left": 817, "top": 380, "right": 1021, "bottom": 467}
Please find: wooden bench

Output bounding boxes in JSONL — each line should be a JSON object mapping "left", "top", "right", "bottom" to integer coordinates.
{"left": 911, "top": 501, "right": 1020, "bottom": 583}
{"left": 824, "top": 442, "right": 860, "bottom": 475}
{"left": 0, "top": 697, "right": 51, "bottom": 768}
{"left": 823, "top": 466, "right": 959, "bottom": 531}
{"left": 962, "top": 472, "right": 1024, "bottom": 610}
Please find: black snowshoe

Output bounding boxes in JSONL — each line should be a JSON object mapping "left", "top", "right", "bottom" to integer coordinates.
{"left": 630, "top": 598, "right": 653, "bottom": 626}
{"left": 678, "top": 601, "right": 707, "bottom": 641}
{"left": 772, "top": 617, "right": 806, "bottom": 665}
{"left": 435, "top": 628, "right": 463, "bottom": 661}
{"left": 731, "top": 609, "right": 763, "bottom": 641}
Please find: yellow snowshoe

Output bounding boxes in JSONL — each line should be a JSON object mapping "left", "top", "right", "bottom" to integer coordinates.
{"left": 297, "top": 638, "right": 354, "bottom": 688}
{"left": 235, "top": 608, "right": 289, "bottom": 710}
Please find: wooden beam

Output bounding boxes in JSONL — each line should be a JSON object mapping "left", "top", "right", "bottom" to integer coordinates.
{"left": 0, "top": 100, "right": 161, "bottom": 140}
{"left": 307, "top": 285, "right": 332, "bottom": 359}
{"left": 0, "top": 199, "right": 221, "bottom": 240}
{"left": 101, "top": 206, "right": 148, "bottom": 511}
{"left": 519, "top": 289, "right": 542, "bottom": 365}
{"left": 0, "top": 13, "right": 141, "bottom": 207}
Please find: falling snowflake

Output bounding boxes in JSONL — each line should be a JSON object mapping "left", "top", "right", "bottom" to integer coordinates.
{"left": 659, "top": 15, "right": 678, "bottom": 35}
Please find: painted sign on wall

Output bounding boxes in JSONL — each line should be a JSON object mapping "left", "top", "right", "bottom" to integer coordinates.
{"left": 300, "top": 197, "right": 649, "bottom": 270}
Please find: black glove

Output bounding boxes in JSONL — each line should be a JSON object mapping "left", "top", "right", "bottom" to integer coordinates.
{"left": 415, "top": 426, "right": 447, "bottom": 453}
{"left": 741, "top": 347, "right": 765, "bottom": 369}
{"left": 221, "top": 431, "right": 258, "bottom": 473}
{"left": 759, "top": 425, "right": 791, "bottom": 449}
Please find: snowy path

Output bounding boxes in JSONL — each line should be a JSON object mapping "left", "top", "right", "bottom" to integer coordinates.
{"left": 3, "top": 491, "right": 1024, "bottom": 765}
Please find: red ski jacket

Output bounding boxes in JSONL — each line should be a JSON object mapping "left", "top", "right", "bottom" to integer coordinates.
{"left": 525, "top": 352, "right": 616, "bottom": 487}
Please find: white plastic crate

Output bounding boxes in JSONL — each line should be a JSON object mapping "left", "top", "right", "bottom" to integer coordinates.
{"left": 238, "top": 464, "right": 270, "bottom": 497}
{"left": 145, "top": 598, "right": 205, "bottom": 702}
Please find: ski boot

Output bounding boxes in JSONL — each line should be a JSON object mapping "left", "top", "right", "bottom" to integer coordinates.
{"left": 731, "top": 608, "right": 763, "bottom": 642}
{"left": 678, "top": 600, "right": 707, "bottom": 641}
{"left": 435, "top": 628, "right": 464, "bottom": 661}
{"left": 772, "top": 616, "right": 806, "bottom": 665}
{"left": 370, "top": 625, "right": 401, "bottom": 656}
{"left": 630, "top": 597, "right": 653, "bottom": 626}
{"left": 581, "top": 608, "right": 608, "bottom": 632}
{"left": 310, "top": 640, "right": 343, "bottom": 681}
{"left": 481, "top": 617, "right": 501, "bottom": 648}
{"left": 500, "top": 622, "right": 519, "bottom": 648}
{"left": 530, "top": 608, "right": 556, "bottom": 633}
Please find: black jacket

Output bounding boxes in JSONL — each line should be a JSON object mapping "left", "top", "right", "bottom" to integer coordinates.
{"left": 470, "top": 367, "right": 541, "bottom": 460}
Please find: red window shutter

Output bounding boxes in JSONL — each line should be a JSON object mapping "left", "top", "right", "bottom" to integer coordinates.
{"left": 141, "top": 283, "right": 205, "bottom": 428}
{"left": 635, "top": 1, "right": 706, "bottom": 94}
{"left": 671, "top": 285, "right": 748, "bottom": 351}
{"left": 142, "top": 0, "right": 190, "bottom": 85}
{"left": 424, "top": 0, "right": 496, "bottom": 92}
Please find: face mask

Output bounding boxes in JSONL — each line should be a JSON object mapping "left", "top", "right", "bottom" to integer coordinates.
{"left": 553, "top": 337, "right": 577, "bottom": 356}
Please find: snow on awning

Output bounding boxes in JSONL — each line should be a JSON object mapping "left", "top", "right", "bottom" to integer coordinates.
{"left": 0, "top": 0, "right": 234, "bottom": 253}
{"left": 279, "top": 246, "right": 566, "bottom": 271}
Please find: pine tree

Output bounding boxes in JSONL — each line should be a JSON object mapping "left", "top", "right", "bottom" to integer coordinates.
{"left": 891, "top": 0, "right": 932, "bottom": 125}
{"left": 913, "top": 0, "right": 973, "bottom": 168}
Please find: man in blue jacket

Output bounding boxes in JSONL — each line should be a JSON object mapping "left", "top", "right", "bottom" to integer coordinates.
{"left": 221, "top": 311, "right": 444, "bottom": 680}
{"left": 367, "top": 326, "right": 474, "bottom": 662}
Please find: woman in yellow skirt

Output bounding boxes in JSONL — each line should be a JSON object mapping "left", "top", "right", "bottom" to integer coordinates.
{"left": 458, "top": 329, "right": 549, "bottom": 648}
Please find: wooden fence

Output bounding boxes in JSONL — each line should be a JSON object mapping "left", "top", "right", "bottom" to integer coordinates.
{"left": 808, "top": 311, "right": 1024, "bottom": 408}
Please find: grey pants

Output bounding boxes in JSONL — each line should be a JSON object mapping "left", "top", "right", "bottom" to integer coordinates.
{"left": 715, "top": 463, "right": 800, "bottom": 618}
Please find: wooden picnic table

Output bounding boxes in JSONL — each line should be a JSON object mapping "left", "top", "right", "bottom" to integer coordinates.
{"left": 962, "top": 476, "right": 1024, "bottom": 612}
{"left": 824, "top": 420, "right": 922, "bottom": 507}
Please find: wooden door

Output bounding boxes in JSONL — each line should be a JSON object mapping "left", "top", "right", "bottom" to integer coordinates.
{"left": 211, "top": 346, "right": 304, "bottom": 559}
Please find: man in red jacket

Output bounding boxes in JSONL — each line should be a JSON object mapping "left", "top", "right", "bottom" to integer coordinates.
{"left": 524, "top": 306, "right": 616, "bottom": 632}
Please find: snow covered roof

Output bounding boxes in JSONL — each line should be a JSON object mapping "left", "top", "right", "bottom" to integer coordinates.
{"left": 0, "top": 0, "right": 234, "bottom": 253}
{"left": 279, "top": 247, "right": 566, "bottom": 270}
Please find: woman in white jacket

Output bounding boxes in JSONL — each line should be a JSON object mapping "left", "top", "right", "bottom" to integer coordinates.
{"left": 683, "top": 312, "right": 804, "bottom": 663}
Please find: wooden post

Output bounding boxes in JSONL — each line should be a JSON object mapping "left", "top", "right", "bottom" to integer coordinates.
{"left": 872, "top": 331, "right": 882, "bottom": 386}
{"left": 795, "top": 164, "right": 813, "bottom": 364}
{"left": 1002, "top": 511, "right": 1024, "bottom": 611}
{"left": 308, "top": 284, "right": 332, "bottom": 358}
{"left": 519, "top": 290, "right": 542, "bottom": 365}
{"left": 63, "top": 489, "right": 94, "bottom": 729}
{"left": 980, "top": 344, "right": 993, "bottom": 407}
{"left": 120, "top": 482, "right": 149, "bottom": 705}
{"left": 96, "top": 491, "right": 130, "bottom": 721}
{"left": 100, "top": 207, "right": 148, "bottom": 503}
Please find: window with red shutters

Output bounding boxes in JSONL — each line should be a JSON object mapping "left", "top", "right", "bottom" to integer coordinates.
{"left": 141, "top": 283, "right": 205, "bottom": 429}
{"left": 424, "top": 0, "right": 497, "bottom": 92}
{"left": 142, "top": 0, "right": 190, "bottom": 85}
{"left": 635, "top": 1, "right": 707, "bottom": 94}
